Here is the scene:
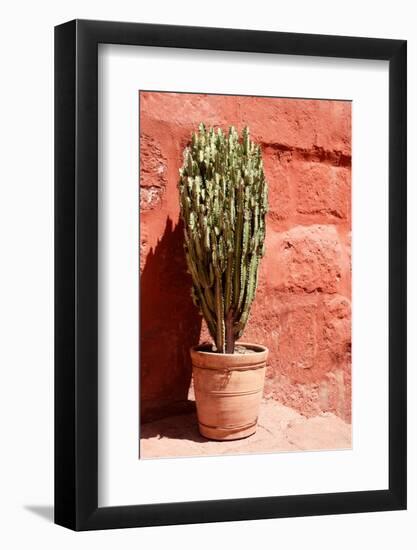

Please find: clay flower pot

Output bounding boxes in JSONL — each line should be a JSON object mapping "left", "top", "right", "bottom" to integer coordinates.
{"left": 190, "top": 343, "right": 268, "bottom": 441}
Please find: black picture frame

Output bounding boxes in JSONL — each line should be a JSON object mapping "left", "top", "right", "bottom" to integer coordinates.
{"left": 55, "top": 19, "right": 407, "bottom": 531}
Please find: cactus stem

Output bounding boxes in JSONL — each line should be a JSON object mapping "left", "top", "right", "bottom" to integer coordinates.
{"left": 178, "top": 124, "right": 268, "bottom": 353}
{"left": 225, "top": 308, "right": 235, "bottom": 354}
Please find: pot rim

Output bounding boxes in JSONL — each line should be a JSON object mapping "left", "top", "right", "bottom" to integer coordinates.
{"left": 190, "top": 341, "right": 268, "bottom": 369}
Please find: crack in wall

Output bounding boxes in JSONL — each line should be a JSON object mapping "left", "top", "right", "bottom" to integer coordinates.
{"left": 262, "top": 143, "right": 351, "bottom": 168}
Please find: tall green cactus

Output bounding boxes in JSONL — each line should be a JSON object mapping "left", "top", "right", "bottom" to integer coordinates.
{"left": 178, "top": 123, "right": 268, "bottom": 353}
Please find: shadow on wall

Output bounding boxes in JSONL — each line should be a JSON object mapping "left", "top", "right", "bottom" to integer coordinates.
{"left": 140, "top": 217, "right": 202, "bottom": 423}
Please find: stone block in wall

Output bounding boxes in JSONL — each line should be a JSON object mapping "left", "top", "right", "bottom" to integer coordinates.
{"left": 318, "top": 368, "right": 351, "bottom": 422}
{"left": 262, "top": 148, "right": 294, "bottom": 221}
{"left": 294, "top": 163, "right": 351, "bottom": 220}
{"left": 266, "top": 224, "right": 343, "bottom": 293}
{"left": 274, "top": 303, "right": 318, "bottom": 371}
{"left": 237, "top": 97, "right": 351, "bottom": 155}
{"left": 262, "top": 150, "right": 350, "bottom": 223}
{"left": 140, "top": 91, "right": 240, "bottom": 130}
{"left": 320, "top": 295, "right": 351, "bottom": 361}
{"left": 139, "top": 134, "right": 167, "bottom": 211}
{"left": 243, "top": 293, "right": 318, "bottom": 376}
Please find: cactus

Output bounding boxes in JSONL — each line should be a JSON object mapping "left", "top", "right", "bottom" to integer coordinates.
{"left": 178, "top": 123, "right": 268, "bottom": 353}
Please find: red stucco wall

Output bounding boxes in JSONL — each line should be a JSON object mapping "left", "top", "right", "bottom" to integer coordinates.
{"left": 140, "top": 92, "right": 351, "bottom": 423}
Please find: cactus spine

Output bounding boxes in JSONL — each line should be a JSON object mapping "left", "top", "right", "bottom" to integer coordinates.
{"left": 179, "top": 123, "right": 268, "bottom": 353}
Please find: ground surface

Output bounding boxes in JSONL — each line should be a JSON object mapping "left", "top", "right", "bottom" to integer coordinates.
{"left": 140, "top": 398, "right": 351, "bottom": 459}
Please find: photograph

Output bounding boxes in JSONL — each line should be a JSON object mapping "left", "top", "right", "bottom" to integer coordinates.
{"left": 0, "top": 0, "right": 410, "bottom": 543}
{"left": 139, "top": 91, "right": 352, "bottom": 459}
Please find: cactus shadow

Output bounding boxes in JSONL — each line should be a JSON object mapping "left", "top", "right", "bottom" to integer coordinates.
{"left": 140, "top": 216, "right": 202, "bottom": 425}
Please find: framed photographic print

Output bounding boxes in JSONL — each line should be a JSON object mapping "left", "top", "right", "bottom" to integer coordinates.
{"left": 55, "top": 19, "right": 407, "bottom": 530}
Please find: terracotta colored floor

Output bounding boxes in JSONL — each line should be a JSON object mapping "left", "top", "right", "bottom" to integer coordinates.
{"left": 140, "top": 399, "right": 351, "bottom": 459}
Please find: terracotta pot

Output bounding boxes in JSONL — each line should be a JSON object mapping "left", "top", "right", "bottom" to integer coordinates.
{"left": 190, "top": 342, "right": 268, "bottom": 441}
